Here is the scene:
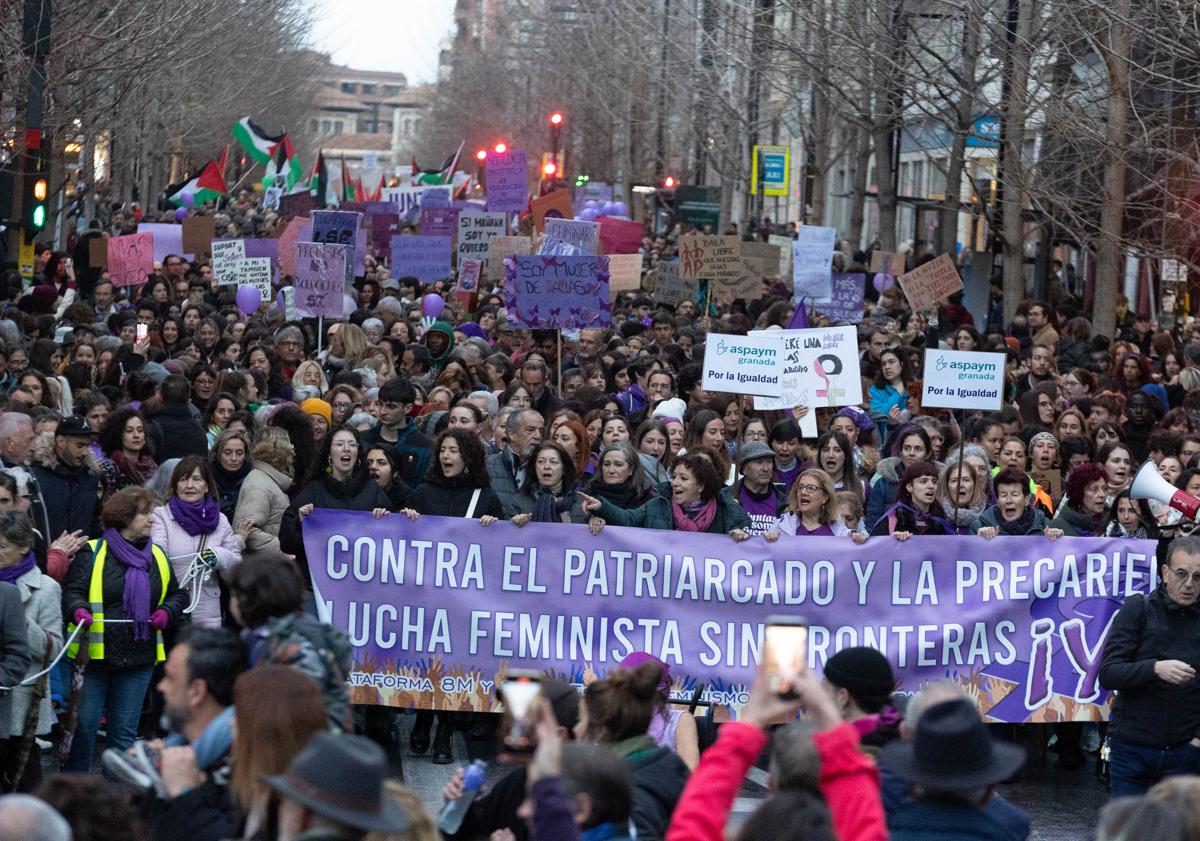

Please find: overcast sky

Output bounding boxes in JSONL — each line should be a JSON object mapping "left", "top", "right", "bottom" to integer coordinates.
{"left": 311, "top": 0, "right": 456, "bottom": 84}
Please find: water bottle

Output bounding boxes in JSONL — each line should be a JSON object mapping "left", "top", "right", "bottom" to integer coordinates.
{"left": 437, "top": 759, "right": 488, "bottom": 834}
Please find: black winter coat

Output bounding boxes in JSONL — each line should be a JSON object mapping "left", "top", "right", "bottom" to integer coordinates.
{"left": 626, "top": 743, "right": 690, "bottom": 841}
{"left": 148, "top": 404, "right": 208, "bottom": 463}
{"left": 62, "top": 539, "right": 186, "bottom": 669}
{"left": 409, "top": 475, "right": 504, "bottom": 519}
{"left": 280, "top": 471, "right": 392, "bottom": 586}
{"left": 30, "top": 451, "right": 102, "bottom": 542}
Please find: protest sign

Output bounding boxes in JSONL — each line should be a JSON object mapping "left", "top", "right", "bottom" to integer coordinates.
{"left": 182, "top": 216, "right": 216, "bottom": 257}
{"left": 210, "top": 239, "right": 246, "bottom": 286}
{"left": 243, "top": 238, "right": 280, "bottom": 281}
{"left": 503, "top": 255, "right": 612, "bottom": 328}
{"left": 597, "top": 216, "right": 644, "bottom": 254}
{"left": 382, "top": 186, "right": 423, "bottom": 222}
{"left": 487, "top": 235, "right": 533, "bottom": 283}
{"left": 457, "top": 211, "right": 506, "bottom": 266}
{"left": 714, "top": 260, "right": 763, "bottom": 305}
{"left": 814, "top": 273, "right": 866, "bottom": 323}
{"left": 369, "top": 212, "right": 401, "bottom": 259}
{"left": 263, "top": 187, "right": 282, "bottom": 210}
{"left": 898, "top": 253, "right": 963, "bottom": 311}
{"left": 701, "top": 332, "right": 784, "bottom": 397}
{"left": 606, "top": 254, "right": 644, "bottom": 297}
{"left": 279, "top": 286, "right": 296, "bottom": 321}
{"left": 741, "top": 242, "right": 782, "bottom": 280}
{"left": 543, "top": 217, "right": 598, "bottom": 255}
{"left": 237, "top": 257, "right": 273, "bottom": 300}
{"left": 458, "top": 258, "right": 483, "bottom": 292}
{"left": 89, "top": 235, "right": 109, "bottom": 269}
{"left": 107, "top": 233, "right": 154, "bottom": 288}
{"left": 420, "top": 204, "right": 461, "bottom": 239}
{"left": 293, "top": 242, "right": 348, "bottom": 317}
{"left": 278, "top": 191, "right": 316, "bottom": 223}
{"left": 1162, "top": 259, "right": 1187, "bottom": 284}
{"left": 391, "top": 235, "right": 452, "bottom": 283}
{"left": 791, "top": 225, "right": 837, "bottom": 300}
{"left": 137, "top": 223, "right": 191, "bottom": 262}
{"left": 678, "top": 235, "right": 741, "bottom": 281}
{"left": 277, "top": 218, "right": 311, "bottom": 278}
{"left": 768, "top": 234, "right": 793, "bottom": 279}
{"left": 751, "top": 326, "right": 862, "bottom": 435}
{"left": 306, "top": 511, "right": 1156, "bottom": 721}
{"left": 420, "top": 187, "right": 450, "bottom": 208}
{"left": 870, "top": 250, "right": 906, "bottom": 276}
{"left": 531, "top": 190, "right": 574, "bottom": 233}
{"left": 921, "top": 349, "right": 1005, "bottom": 412}
{"left": 311, "top": 211, "right": 359, "bottom": 247}
{"left": 651, "top": 261, "right": 695, "bottom": 306}
{"left": 485, "top": 150, "right": 528, "bottom": 212}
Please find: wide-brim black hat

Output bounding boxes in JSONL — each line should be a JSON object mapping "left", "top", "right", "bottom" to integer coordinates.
{"left": 263, "top": 732, "right": 409, "bottom": 833}
{"left": 881, "top": 698, "right": 1026, "bottom": 790}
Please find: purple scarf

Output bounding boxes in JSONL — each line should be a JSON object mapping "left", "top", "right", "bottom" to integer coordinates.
{"left": 103, "top": 527, "right": 155, "bottom": 641}
{"left": 0, "top": 550, "right": 36, "bottom": 584}
{"left": 881, "top": 501, "right": 956, "bottom": 536}
{"left": 169, "top": 495, "right": 220, "bottom": 536}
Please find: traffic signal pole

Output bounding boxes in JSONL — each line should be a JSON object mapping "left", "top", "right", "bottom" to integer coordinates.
{"left": 21, "top": 0, "right": 51, "bottom": 248}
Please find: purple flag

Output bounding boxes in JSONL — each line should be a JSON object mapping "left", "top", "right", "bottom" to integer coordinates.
{"left": 787, "top": 296, "right": 810, "bottom": 328}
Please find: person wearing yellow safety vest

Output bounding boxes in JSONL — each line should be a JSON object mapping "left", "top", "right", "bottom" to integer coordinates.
{"left": 62, "top": 486, "right": 185, "bottom": 772}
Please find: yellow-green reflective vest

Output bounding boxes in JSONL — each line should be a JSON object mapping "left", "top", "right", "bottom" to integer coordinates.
{"left": 67, "top": 538, "right": 170, "bottom": 663}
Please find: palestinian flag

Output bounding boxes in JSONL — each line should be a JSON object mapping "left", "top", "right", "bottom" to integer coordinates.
{"left": 414, "top": 141, "right": 465, "bottom": 186}
{"left": 309, "top": 150, "right": 337, "bottom": 208}
{"left": 165, "top": 150, "right": 227, "bottom": 207}
{"left": 341, "top": 157, "right": 356, "bottom": 202}
{"left": 263, "top": 134, "right": 304, "bottom": 192}
{"left": 232, "top": 117, "right": 281, "bottom": 164}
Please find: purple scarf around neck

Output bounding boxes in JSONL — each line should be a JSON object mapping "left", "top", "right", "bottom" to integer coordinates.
{"left": 0, "top": 550, "right": 36, "bottom": 584}
{"left": 103, "top": 527, "right": 155, "bottom": 641}
{"left": 169, "top": 495, "right": 220, "bottom": 536}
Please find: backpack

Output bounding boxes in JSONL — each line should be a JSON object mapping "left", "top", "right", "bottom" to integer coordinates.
{"left": 257, "top": 614, "right": 353, "bottom": 730}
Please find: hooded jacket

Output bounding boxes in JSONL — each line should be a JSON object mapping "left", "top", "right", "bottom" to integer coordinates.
{"left": 29, "top": 431, "right": 102, "bottom": 547}
{"left": 423, "top": 320, "right": 456, "bottom": 373}
{"left": 613, "top": 735, "right": 691, "bottom": 841}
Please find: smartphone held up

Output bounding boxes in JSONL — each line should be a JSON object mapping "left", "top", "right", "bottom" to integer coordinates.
{"left": 499, "top": 669, "right": 543, "bottom": 751}
{"left": 763, "top": 615, "right": 809, "bottom": 700}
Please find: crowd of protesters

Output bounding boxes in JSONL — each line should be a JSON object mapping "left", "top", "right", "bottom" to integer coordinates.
{"left": 0, "top": 193, "right": 1198, "bottom": 840}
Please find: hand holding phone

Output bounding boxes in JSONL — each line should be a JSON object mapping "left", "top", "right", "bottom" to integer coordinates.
{"left": 763, "top": 616, "right": 809, "bottom": 700}
{"left": 499, "top": 670, "right": 543, "bottom": 751}
{"left": 136, "top": 323, "right": 148, "bottom": 342}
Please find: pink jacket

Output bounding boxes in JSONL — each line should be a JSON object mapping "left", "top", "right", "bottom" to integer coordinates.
{"left": 151, "top": 504, "right": 243, "bottom": 628}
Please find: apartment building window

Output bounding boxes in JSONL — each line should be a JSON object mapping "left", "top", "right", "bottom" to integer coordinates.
{"left": 321, "top": 119, "right": 332, "bottom": 133}
{"left": 310, "top": 119, "right": 319, "bottom": 133}
{"left": 383, "top": 85, "right": 401, "bottom": 96}
{"left": 362, "top": 84, "right": 377, "bottom": 94}
{"left": 341, "top": 82, "right": 356, "bottom": 94}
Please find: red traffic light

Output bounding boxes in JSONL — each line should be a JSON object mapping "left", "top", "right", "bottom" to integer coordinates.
{"left": 493, "top": 142, "right": 507, "bottom": 154}
{"left": 543, "top": 161, "right": 558, "bottom": 177}
{"left": 663, "top": 176, "right": 676, "bottom": 189}
{"left": 548, "top": 112, "right": 564, "bottom": 126}
{"left": 475, "top": 148, "right": 487, "bottom": 161}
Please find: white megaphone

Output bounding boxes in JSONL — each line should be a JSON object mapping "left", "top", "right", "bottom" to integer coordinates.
{"left": 1130, "top": 460, "right": 1200, "bottom": 520}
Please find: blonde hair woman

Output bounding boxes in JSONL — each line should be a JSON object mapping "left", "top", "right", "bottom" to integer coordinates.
{"left": 766, "top": 468, "right": 850, "bottom": 539}
{"left": 291, "top": 359, "right": 329, "bottom": 395}
{"left": 339, "top": 323, "right": 370, "bottom": 370}
{"left": 233, "top": 427, "right": 295, "bottom": 562}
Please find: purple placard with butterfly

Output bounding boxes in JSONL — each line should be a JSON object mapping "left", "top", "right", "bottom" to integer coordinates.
{"left": 503, "top": 255, "right": 612, "bottom": 329}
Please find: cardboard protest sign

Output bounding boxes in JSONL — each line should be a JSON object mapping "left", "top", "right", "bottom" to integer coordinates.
{"left": 211, "top": 239, "right": 246, "bottom": 286}
{"left": 421, "top": 204, "right": 461, "bottom": 239}
{"left": 598, "top": 216, "right": 644, "bottom": 254}
{"left": 1032, "top": 468, "right": 1063, "bottom": 505}
{"left": 138, "top": 223, "right": 191, "bottom": 263}
{"left": 920, "top": 349, "right": 1005, "bottom": 412}
{"left": 791, "top": 225, "right": 837, "bottom": 300}
{"left": 870, "top": 250, "right": 906, "bottom": 276}
{"left": 485, "top": 150, "right": 528, "bottom": 212}
{"left": 741, "top": 242, "right": 782, "bottom": 279}
{"left": 543, "top": 218, "right": 598, "bottom": 255}
{"left": 606, "top": 254, "right": 644, "bottom": 297}
{"left": 457, "top": 212, "right": 506, "bottom": 267}
{"left": 458, "top": 258, "right": 483, "bottom": 292}
{"left": 391, "top": 235, "right": 452, "bottom": 283}
{"left": 277, "top": 218, "right": 311, "bottom": 278}
{"left": 107, "top": 233, "right": 154, "bottom": 288}
{"left": 294, "top": 242, "right": 348, "bottom": 317}
{"left": 243, "top": 239, "right": 280, "bottom": 285}
{"left": 89, "top": 235, "right": 109, "bottom": 269}
{"left": 488, "top": 236, "right": 533, "bottom": 283}
{"left": 701, "top": 332, "right": 785, "bottom": 397}
{"left": 651, "top": 261, "right": 695, "bottom": 306}
{"left": 814, "top": 273, "right": 866, "bottom": 323}
{"left": 369, "top": 212, "right": 400, "bottom": 259}
{"left": 532, "top": 190, "right": 573, "bottom": 233}
{"left": 768, "top": 234, "right": 793, "bottom": 279}
{"left": 714, "top": 261, "right": 764, "bottom": 304}
{"left": 278, "top": 191, "right": 316, "bottom": 223}
{"left": 310, "top": 211, "right": 359, "bottom": 247}
{"left": 237, "top": 257, "right": 273, "bottom": 300}
{"left": 182, "top": 217, "right": 216, "bottom": 257}
{"left": 897, "top": 253, "right": 963, "bottom": 312}
{"left": 678, "top": 235, "right": 741, "bottom": 281}
{"left": 503, "top": 255, "right": 612, "bottom": 328}
{"left": 751, "top": 326, "right": 863, "bottom": 435}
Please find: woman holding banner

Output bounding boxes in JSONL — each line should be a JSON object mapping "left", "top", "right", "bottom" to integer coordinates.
{"left": 580, "top": 452, "right": 751, "bottom": 541}
{"left": 510, "top": 442, "right": 589, "bottom": 526}
{"left": 971, "top": 468, "right": 1064, "bottom": 540}
{"left": 864, "top": 424, "right": 936, "bottom": 532}
{"left": 764, "top": 468, "right": 852, "bottom": 540}
{"left": 869, "top": 462, "right": 953, "bottom": 539}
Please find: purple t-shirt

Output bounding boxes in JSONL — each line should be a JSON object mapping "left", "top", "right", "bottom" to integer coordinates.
{"left": 774, "top": 459, "right": 803, "bottom": 490}
{"left": 739, "top": 486, "right": 780, "bottom": 535}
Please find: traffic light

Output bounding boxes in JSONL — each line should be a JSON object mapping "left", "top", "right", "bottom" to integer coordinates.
{"left": 493, "top": 142, "right": 507, "bottom": 155}
{"left": 543, "top": 161, "right": 558, "bottom": 177}
{"left": 663, "top": 175, "right": 676, "bottom": 189}
{"left": 475, "top": 148, "right": 488, "bottom": 162}
{"left": 574, "top": 173, "right": 590, "bottom": 188}
{"left": 23, "top": 130, "right": 47, "bottom": 243}
{"left": 548, "top": 112, "right": 564, "bottom": 127}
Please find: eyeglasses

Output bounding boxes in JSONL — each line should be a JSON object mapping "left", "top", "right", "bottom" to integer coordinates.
{"left": 332, "top": 402, "right": 354, "bottom": 411}
{"left": 795, "top": 483, "right": 824, "bottom": 494}
{"left": 744, "top": 430, "right": 767, "bottom": 440}
{"left": 1172, "top": 569, "right": 1200, "bottom": 585}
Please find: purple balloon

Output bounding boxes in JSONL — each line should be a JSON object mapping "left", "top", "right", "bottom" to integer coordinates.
{"left": 180, "top": 192, "right": 195, "bottom": 208}
{"left": 235, "top": 285, "right": 262, "bottom": 316}
{"left": 578, "top": 208, "right": 599, "bottom": 222}
{"left": 611, "top": 201, "right": 628, "bottom": 217}
{"left": 174, "top": 207, "right": 187, "bottom": 221}
{"left": 422, "top": 293, "right": 445, "bottom": 318}
{"left": 584, "top": 200, "right": 599, "bottom": 209}
{"left": 873, "top": 274, "right": 896, "bottom": 293}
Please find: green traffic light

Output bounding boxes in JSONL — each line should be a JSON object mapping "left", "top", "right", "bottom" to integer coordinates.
{"left": 31, "top": 205, "right": 45, "bottom": 228}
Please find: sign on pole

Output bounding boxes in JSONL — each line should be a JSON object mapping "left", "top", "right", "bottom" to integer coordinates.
{"left": 294, "top": 242, "right": 348, "bottom": 317}
{"left": 391, "top": 235, "right": 453, "bottom": 283}
{"left": 701, "top": 332, "right": 785, "bottom": 397}
{"left": 457, "top": 211, "right": 507, "bottom": 267}
{"left": 920, "top": 349, "right": 1005, "bottom": 412}
{"left": 503, "top": 255, "right": 612, "bottom": 328}
{"left": 751, "top": 145, "right": 790, "bottom": 196}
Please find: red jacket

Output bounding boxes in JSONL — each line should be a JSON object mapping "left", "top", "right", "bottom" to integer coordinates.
{"left": 665, "top": 721, "right": 886, "bottom": 841}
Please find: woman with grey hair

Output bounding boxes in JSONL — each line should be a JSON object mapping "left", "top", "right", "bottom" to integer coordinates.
{"left": 361, "top": 317, "right": 384, "bottom": 344}
{"left": 584, "top": 442, "right": 655, "bottom": 535}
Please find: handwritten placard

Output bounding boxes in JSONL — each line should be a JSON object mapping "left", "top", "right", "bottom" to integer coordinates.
{"left": 769, "top": 234, "right": 793, "bottom": 279}
{"left": 870, "top": 250, "right": 906, "bottom": 276}
{"left": 503, "top": 255, "right": 612, "bottom": 328}
{"left": 107, "top": 233, "right": 154, "bottom": 288}
{"left": 485, "top": 150, "right": 528, "bottom": 212}
{"left": 652, "top": 261, "right": 696, "bottom": 306}
{"left": 310, "top": 211, "right": 359, "bottom": 247}
{"left": 742, "top": 242, "right": 782, "bottom": 279}
{"left": 791, "top": 225, "right": 837, "bottom": 300}
{"left": 182, "top": 217, "right": 216, "bottom": 257}
{"left": 815, "top": 273, "right": 866, "bottom": 323}
{"left": 237, "top": 257, "right": 274, "bottom": 300}
{"left": 751, "top": 326, "right": 863, "bottom": 435}
{"left": 294, "top": 242, "right": 348, "bottom": 317}
{"left": 391, "top": 235, "right": 452, "bottom": 283}
{"left": 211, "top": 239, "right": 246, "bottom": 286}
{"left": 678, "top": 235, "right": 741, "bottom": 281}
{"left": 544, "top": 217, "right": 599, "bottom": 255}
{"left": 457, "top": 211, "right": 506, "bottom": 266}
{"left": 488, "top": 236, "right": 533, "bottom": 283}
{"left": 606, "top": 254, "right": 644, "bottom": 297}
{"left": 459, "top": 258, "right": 483, "bottom": 292}
{"left": 897, "top": 253, "right": 963, "bottom": 312}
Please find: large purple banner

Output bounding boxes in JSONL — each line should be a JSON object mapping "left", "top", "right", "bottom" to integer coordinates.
{"left": 304, "top": 511, "right": 1157, "bottom": 722}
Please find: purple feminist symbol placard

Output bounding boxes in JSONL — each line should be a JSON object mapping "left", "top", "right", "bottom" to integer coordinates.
{"left": 503, "top": 254, "right": 612, "bottom": 328}
{"left": 305, "top": 511, "right": 1157, "bottom": 718}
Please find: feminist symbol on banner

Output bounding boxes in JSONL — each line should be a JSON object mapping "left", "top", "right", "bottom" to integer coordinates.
{"left": 813, "top": 354, "right": 846, "bottom": 403}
